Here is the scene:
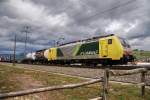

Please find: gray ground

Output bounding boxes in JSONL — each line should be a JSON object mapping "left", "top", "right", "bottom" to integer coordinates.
{"left": 1, "top": 62, "right": 150, "bottom": 86}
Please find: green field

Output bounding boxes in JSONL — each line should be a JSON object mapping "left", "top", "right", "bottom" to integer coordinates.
{"left": 133, "top": 50, "right": 150, "bottom": 61}
{"left": 0, "top": 64, "right": 150, "bottom": 100}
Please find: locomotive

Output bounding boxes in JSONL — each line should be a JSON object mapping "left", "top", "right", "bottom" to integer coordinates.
{"left": 23, "top": 34, "right": 134, "bottom": 65}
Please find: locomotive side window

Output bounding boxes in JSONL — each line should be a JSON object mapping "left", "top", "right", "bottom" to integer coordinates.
{"left": 108, "top": 39, "right": 112, "bottom": 44}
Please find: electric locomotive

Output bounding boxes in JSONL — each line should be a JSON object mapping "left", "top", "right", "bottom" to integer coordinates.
{"left": 44, "top": 34, "right": 134, "bottom": 65}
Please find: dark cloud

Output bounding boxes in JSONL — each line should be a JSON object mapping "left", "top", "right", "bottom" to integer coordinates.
{"left": 0, "top": 0, "right": 150, "bottom": 54}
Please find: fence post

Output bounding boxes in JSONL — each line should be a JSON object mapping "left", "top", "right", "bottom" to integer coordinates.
{"left": 102, "top": 68, "right": 109, "bottom": 100}
{"left": 141, "top": 71, "right": 146, "bottom": 96}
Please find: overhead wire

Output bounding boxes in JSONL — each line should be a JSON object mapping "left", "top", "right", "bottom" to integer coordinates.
{"left": 77, "top": 0, "right": 139, "bottom": 23}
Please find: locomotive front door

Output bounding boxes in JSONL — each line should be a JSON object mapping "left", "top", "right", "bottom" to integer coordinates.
{"left": 100, "top": 39, "right": 108, "bottom": 57}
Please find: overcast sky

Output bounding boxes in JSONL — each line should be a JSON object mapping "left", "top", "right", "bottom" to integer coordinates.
{"left": 0, "top": 0, "right": 150, "bottom": 54}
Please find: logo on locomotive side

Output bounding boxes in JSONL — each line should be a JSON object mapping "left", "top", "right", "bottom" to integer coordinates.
{"left": 80, "top": 50, "right": 99, "bottom": 55}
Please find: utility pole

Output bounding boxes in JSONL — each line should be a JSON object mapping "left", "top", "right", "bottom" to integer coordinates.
{"left": 21, "top": 26, "right": 31, "bottom": 56}
{"left": 13, "top": 34, "right": 16, "bottom": 66}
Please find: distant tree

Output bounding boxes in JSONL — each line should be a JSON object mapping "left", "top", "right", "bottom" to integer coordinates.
{"left": 133, "top": 49, "right": 139, "bottom": 51}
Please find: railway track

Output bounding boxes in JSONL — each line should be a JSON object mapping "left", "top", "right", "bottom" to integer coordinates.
{"left": 0, "top": 62, "right": 150, "bottom": 86}
{"left": 22, "top": 63, "right": 150, "bottom": 70}
{"left": 2, "top": 61, "right": 150, "bottom": 70}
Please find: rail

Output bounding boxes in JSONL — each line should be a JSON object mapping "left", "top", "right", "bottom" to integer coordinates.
{"left": 0, "top": 68, "right": 148, "bottom": 100}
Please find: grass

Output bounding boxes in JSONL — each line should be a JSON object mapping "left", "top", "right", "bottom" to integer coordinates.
{"left": 109, "top": 83, "right": 150, "bottom": 100}
{"left": 0, "top": 63, "right": 150, "bottom": 100}
{"left": 0, "top": 64, "right": 23, "bottom": 93}
{"left": 133, "top": 50, "right": 150, "bottom": 60}
{"left": 0, "top": 64, "right": 83, "bottom": 93}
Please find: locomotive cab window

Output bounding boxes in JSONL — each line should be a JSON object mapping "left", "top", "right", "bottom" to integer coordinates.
{"left": 108, "top": 39, "right": 112, "bottom": 44}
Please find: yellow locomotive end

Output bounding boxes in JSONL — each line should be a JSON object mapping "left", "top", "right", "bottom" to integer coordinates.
{"left": 47, "top": 48, "right": 57, "bottom": 61}
{"left": 99, "top": 35, "right": 124, "bottom": 60}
